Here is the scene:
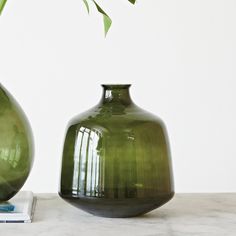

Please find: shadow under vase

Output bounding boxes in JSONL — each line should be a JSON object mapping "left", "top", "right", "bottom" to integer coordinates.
{"left": 59, "top": 191, "right": 175, "bottom": 218}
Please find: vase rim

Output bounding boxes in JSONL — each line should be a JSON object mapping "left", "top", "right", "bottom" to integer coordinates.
{"left": 101, "top": 84, "right": 131, "bottom": 89}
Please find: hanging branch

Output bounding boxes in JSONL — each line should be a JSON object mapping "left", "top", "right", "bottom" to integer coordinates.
{"left": 92, "top": 0, "right": 112, "bottom": 36}
{"left": 0, "top": 0, "right": 136, "bottom": 35}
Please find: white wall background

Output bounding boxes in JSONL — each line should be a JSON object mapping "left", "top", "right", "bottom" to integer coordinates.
{"left": 0, "top": 0, "right": 236, "bottom": 193}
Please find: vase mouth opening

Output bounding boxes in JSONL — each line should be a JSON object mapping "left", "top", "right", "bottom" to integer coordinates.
{"left": 101, "top": 84, "right": 131, "bottom": 90}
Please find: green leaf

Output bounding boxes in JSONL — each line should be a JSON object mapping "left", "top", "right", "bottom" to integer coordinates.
{"left": 103, "top": 14, "right": 112, "bottom": 36}
{"left": 0, "top": 0, "right": 7, "bottom": 15}
{"left": 128, "top": 0, "right": 136, "bottom": 4}
{"left": 83, "top": 0, "right": 90, "bottom": 14}
{"left": 92, "top": 0, "right": 112, "bottom": 36}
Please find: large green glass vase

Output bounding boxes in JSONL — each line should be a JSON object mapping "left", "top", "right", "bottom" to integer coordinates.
{"left": 59, "top": 84, "right": 174, "bottom": 217}
{"left": 0, "top": 84, "right": 34, "bottom": 201}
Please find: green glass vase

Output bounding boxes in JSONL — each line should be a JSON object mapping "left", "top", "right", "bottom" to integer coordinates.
{"left": 0, "top": 84, "right": 34, "bottom": 201}
{"left": 59, "top": 84, "right": 174, "bottom": 218}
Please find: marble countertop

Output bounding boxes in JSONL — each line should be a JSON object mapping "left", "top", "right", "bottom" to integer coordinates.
{"left": 1, "top": 193, "right": 236, "bottom": 236}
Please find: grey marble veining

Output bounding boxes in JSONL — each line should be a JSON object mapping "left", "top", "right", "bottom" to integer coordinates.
{"left": 1, "top": 193, "right": 236, "bottom": 236}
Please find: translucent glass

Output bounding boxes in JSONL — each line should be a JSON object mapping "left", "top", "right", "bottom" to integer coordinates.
{"left": 59, "top": 85, "right": 174, "bottom": 217}
{"left": 0, "top": 84, "right": 34, "bottom": 201}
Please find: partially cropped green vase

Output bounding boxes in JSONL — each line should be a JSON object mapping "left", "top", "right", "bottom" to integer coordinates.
{"left": 0, "top": 84, "right": 34, "bottom": 201}
{"left": 59, "top": 84, "right": 174, "bottom": 218}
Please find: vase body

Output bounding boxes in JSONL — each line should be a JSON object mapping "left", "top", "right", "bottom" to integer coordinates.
{"left": 0, "top": 84, "right": 34, "bottom": 201}
{"left": 59, "top": 85, "right": 174, "bottom": 217}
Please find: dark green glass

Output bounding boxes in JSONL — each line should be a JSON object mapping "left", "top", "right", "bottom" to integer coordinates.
{"left": 0, "top": 84, "right": 34, "bottom": 201}
{"left": 59, "top": 84, "right": 174, "bottom": 218}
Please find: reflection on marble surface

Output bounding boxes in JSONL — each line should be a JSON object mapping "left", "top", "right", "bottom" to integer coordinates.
{"left": 1, "top": 194, "right": 236, "bottom": 235}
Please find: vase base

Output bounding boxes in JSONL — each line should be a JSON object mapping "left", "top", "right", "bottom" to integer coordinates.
{"left": 59, "top": 192, "right": 174, "bottom": 218}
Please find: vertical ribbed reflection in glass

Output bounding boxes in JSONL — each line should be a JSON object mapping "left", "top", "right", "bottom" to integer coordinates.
{"left": 72, "top": 127, "right": 84, "bottom": 195}
{"left": 72, "top": 127, "right": 102, "bottom": 197}
{"left": 86, "top": 130, "right": 100, "bottom": 197}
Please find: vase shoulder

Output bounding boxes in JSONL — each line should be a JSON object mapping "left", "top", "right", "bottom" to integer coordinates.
{"left": 69, "top": 104, "right": 165, "bottom": 129}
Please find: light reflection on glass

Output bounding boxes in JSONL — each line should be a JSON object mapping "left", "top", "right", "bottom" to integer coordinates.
{"left": 0, "top": 144, "right": 21, "bottom": 169}
{"left": 105, "top": 90, "right": 112, "bottom": 100}
{"left": 72, "top": 126, "right": 103, "bottom": 197}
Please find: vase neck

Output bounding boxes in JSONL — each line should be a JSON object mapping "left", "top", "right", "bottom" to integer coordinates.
{"left": 99, "top": 84, "right": 133, "bottom": 106}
